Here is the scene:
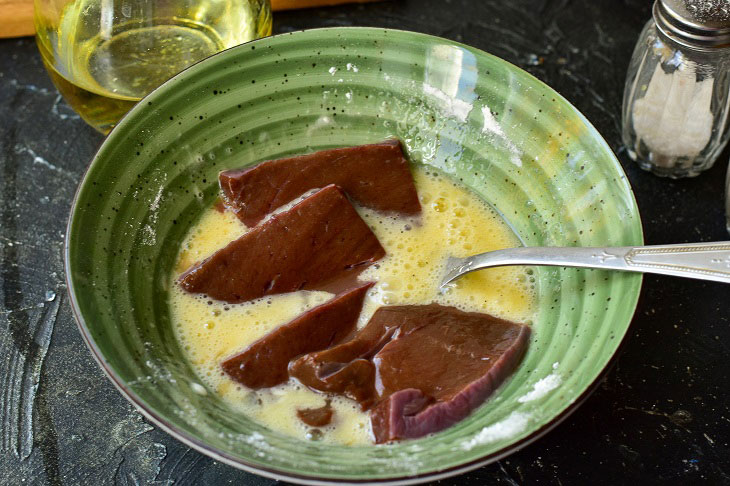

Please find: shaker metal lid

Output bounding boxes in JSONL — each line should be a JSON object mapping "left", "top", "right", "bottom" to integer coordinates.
{"left": 654, "top": 0, "right": 730, "bottom": 48}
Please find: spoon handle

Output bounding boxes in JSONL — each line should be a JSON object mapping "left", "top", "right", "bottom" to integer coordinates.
{"left": 443, "top": 241, "right": 730, "bottom": 285}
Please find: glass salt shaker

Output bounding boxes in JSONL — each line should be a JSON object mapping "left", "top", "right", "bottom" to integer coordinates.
{"left": 622, "top": 0, "right": 730, "bottom": 178}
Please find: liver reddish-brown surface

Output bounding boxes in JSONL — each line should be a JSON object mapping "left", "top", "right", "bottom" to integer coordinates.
{"left": 219, "top": 139, "right": 421, "bottom": 226}
{"left": 221, "top": 283, "right": 372, "bottom": 389}
{"left": 296, "top": 401, "right": 334, "bottom": 427}
{"left": 290, "top": 304, "right": 530, "bottom": 442}
{"left": 178, "top": 185, "right": 384, "bottom": 303}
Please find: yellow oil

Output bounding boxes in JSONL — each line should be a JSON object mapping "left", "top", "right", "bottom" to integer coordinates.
{"left": 170, "top": 166, "right": 536, "bottom": 445}
{"left": 35, "top": 0, "right": 272, "bottom": 133}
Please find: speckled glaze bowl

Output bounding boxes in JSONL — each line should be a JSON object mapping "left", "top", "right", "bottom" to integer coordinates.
{"left": 65, "top": 28, "right": 643, "bottom": 484}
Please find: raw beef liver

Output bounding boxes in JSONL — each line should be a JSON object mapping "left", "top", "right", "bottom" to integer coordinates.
{"left": 179, "top": 185, "right": 384, "bottom": 303}
{"left": 219, "top": 139, "right": 421, "bottom": 226}
{"left": 289, "top": 304, "right": 530, "bottom": 443}
{"left": 288, "top": 310, "right": 393, "bottom": 408}
{"left": 296, "top": 401, "right": 334, "bottom": 427}
{"left": 221, "top": 283, "right": 372, "bottom": 388}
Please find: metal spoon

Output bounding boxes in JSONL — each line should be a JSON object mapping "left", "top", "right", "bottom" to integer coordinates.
{"left": 441, "top": 241, "right": 730, "bottom": 288}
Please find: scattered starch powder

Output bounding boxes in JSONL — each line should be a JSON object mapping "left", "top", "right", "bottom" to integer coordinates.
{"left": 422, "top": 83, "right": 473, "bottom": 122}
{"left": 517, "top": 373, "right": 562, "bottom": 403}
{"left": 461, "top": 412, "right": 531, "bottom": 451}
{"left": 142, "top": 186, "right": 164, "bottom": 246}
{"left": 481, "top": 106, "right": 523, "bottom": 167}
{"left": 244, "top": 432, "right": 271, "bottom": 458}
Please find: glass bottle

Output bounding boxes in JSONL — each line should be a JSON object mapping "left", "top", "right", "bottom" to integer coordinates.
{"left": 34, "top": 0, "right": 272, "bottom": 134}
{"left": 622, "top": 0, "right": 730, "bottom": 178}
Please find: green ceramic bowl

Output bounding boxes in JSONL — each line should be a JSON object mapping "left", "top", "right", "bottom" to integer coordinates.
{"left": 66, "top": 28, "right": 643, "bottom": 484}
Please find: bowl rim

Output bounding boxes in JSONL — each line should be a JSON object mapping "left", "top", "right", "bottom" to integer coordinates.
{"left": 64, "top": 26, "right": 644, "bottom": 485}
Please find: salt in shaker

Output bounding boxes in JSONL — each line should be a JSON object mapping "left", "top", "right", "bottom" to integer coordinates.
{"left": 622, "top": 0, "right": 730, "bottom": 178}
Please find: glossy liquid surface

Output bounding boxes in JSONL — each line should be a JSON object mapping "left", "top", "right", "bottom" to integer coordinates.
{"left": 35, "top": 0, "right": 271, "bottom": 133}
{"left": 170, "top": 166, "right": 536, "bottom": 445}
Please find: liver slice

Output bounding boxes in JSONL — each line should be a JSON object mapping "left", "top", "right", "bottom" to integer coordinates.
{"left": 289, "top": 304, "right": 530, "bottom": 443}
{"left": 221, "top": 283, "right": 372, "bottom": 389}
{"left": 288, "top": 310, "right": 393, "bottom": 408}
{"left": 296, "top": 401, "right": 334, "bottom": 427}
{"left": 178, "top": 185, "right": 385, "bottom": 303}
{"left": 219, "top": 139, "right": 421, "bottom": 226}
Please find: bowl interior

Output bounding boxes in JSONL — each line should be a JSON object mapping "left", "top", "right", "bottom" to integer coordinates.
{"left": 66, "top": 28, "right": 642, "bottom": 483}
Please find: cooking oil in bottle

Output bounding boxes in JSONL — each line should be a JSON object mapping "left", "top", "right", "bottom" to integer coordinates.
{"left": 35, "top": 0, "right": 272, "bottom": 134}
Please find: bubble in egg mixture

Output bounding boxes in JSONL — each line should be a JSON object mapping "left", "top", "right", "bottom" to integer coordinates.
{"left": 359, "top": 168, "right": 535, "bottom": 326}
{"left": 169, "top": 165, "right": 536, "bottom": 446}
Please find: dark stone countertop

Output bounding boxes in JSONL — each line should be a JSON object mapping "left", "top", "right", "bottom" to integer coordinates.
{"left": 1, "top": 1, "right": 729, "bottom": 484}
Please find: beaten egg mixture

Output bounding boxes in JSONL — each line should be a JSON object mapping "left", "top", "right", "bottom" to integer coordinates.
{"left": 170, "top": 166, "right": 536, "bottom": 445}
